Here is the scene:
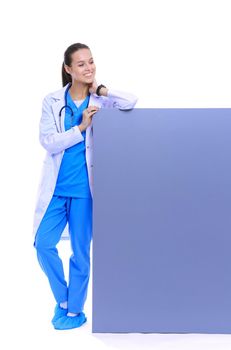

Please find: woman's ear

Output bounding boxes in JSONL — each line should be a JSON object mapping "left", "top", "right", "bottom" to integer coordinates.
{"left": 64, "top": 64, "right": 71, "bottom": 75}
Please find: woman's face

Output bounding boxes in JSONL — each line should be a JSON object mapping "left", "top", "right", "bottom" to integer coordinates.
{"left": 65, "top": 48, "right": 96, "bottom": 84}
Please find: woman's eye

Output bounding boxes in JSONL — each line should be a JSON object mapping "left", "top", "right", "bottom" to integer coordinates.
{"left": 78, "top": 61, "right": 93, "bottom": 67}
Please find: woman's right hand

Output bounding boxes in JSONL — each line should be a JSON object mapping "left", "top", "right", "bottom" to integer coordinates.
{"left": 79, "top": 106, "right": 100, "bottom": 131}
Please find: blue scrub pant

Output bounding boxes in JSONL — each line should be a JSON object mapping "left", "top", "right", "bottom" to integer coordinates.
{"left": 34, "top": 195, "right": 93, "bottom": 314}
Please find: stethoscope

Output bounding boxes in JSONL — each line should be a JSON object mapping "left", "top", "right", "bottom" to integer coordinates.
{"left": 59, "top": 83, "right": 74, "bottom": 121}
{"left": 58, "top": 82, "right": 93, "bottom": 135}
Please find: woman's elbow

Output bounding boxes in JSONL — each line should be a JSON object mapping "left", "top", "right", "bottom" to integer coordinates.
{"left": 119, "top": 95, "right": 138, "bottom": 110}
{"left": 130, "top": 95, "right": 138, "bottom": 108}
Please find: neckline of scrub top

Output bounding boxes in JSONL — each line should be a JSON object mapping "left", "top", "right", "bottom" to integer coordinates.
{"left": 74, "top": 99, "right": 84, "bottom": 108}
{"left": 64, "top": 91, "right": 90, "bottom": 131}
{"left": 74, "top": 98, "right": 84, "bottom": 102}
{"left": 67, "top": 90, "right": 90, "bottom": 112}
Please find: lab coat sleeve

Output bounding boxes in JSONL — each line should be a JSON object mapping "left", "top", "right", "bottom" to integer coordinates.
{"left": 39, "top": 96, "right": 84, "bottom": 155}
{"left": 102, "top": 89, "right": 138, "bottom": 110}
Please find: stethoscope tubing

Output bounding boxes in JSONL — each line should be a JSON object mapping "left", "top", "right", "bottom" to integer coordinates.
{"left": 57, "top": 83, "right": 93, "bottom": 135}
{"left": 58, "top": 83, "right": 74, "bottom": 131}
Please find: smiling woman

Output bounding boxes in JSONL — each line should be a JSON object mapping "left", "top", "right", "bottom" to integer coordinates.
{"left": 32, "top": 42, "right": 138, "bottom": 331}
{"left": 61, "top": 44, "right": 108, "bottom": 101}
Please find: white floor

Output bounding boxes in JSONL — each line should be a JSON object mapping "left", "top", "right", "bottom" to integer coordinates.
{"left": 3, "top": 236, "right": 231, "bottom": 350}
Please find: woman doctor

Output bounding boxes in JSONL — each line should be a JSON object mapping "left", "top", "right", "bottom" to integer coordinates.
{"left": 33, "top": 42, "right": 138, "bottom": 330}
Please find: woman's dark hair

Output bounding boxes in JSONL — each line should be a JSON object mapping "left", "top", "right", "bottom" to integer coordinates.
{"left": 62, "top": 43, "right": 90, "bottom": 87}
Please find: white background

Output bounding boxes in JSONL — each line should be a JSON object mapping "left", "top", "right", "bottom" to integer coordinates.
{"left": 1, "top": 0, "right": 231, "bottom": 349}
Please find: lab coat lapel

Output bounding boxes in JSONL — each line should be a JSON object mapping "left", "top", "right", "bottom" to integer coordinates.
{"left": 51, "top": 100, "right": 65, "bottom": 132}
{"left": 50, "top": 85, "right": 67, "bottom": 132}
{"left": 86, "top": 93, "right": 102, "bottom": 137}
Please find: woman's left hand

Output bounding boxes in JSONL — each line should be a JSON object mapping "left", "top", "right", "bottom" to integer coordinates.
{"left": 88, "top": 78, "right": 98, "bottom": 94}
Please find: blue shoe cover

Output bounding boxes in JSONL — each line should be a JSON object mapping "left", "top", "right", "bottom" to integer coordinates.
{"left": 51, "top": 304, "right": 68, "bottom": 325}
{"left": 53, "top": 312, "right": 87, "bottom": 330}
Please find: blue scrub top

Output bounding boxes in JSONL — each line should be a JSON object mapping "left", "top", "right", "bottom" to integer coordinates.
{"left": 53, "top": 90, "right": 92, "bottom": 198}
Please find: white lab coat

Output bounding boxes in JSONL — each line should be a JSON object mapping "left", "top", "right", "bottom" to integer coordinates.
{"left": 32, "top": 83, "right": 138, "bottom": 239}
